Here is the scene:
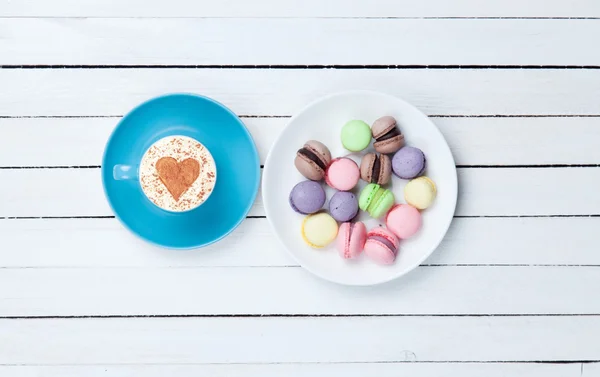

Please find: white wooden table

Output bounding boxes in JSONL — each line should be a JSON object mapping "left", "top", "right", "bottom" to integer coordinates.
{"left": 1, "top": 1, "right": 599, "bottom": 376}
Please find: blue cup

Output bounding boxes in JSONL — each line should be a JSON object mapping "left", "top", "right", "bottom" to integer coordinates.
{"left": 102, "top": 93, "right": 260, "bottom": 249}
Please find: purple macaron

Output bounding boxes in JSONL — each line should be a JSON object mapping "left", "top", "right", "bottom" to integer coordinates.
{"left": 329, "top": 191, "right": 359, "bottom": 222}
{"left": 289, "top": 180, "right": 326, "bottom": 214}
{"left": 392, "top": 146, "right": 426, "bottom": 179}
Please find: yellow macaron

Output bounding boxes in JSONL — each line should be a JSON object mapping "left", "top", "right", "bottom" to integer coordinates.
{"left": 404, "top": 176, "right": 437, "bottom": 210}
{"left": 301, "top": 212, "right": 339, "bottom": 248}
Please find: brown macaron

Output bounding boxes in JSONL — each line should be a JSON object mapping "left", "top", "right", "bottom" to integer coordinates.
{"left": 360, "top": 152, "right": 392, "bottom": 185}
{"left": 371, "top": 116, "right": 405, "bottom": 154}
{"left": 294, "top": 140, "right": 332, "bottom": 181}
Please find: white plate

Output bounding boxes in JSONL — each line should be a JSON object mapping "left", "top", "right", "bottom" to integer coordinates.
{"left": 262, "top": 90, "right": 457, "bottom": 286}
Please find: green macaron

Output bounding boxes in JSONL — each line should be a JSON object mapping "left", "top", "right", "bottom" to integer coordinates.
{"left": 359, "top": 183, "right": 395, "bottom": 218}
{"left": 341, "top": 120, "right": 371, "bottom": 152}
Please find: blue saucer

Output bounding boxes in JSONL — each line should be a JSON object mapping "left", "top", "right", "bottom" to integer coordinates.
{"left": 102, "top": 93, "right": 260, "bottom": 249}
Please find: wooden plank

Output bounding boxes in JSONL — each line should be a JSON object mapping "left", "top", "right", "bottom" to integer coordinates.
{"left": 0, "top": 69, "right": 598, "bottom": 117}
{"left": 2, "top": 116, "right": 600, "bottom": 166}
{"left": 0, "top": 363, "right": 581, "bottom": 377}
{"left": 0, "top": 266, "right": 598, "bottom": 315}
{"left": 437, "top": 117, "right": 600, "bottom": 166}
{"left": 454, "top": 167, "right": 600, "bottom": 216}
{"left": 2, "top": 19, "right": 599, "bottom": 65}
{"left": 0, "top": 116, "right": 274, "bottom": 167}
{"left": 1, "top": 217, "right": 599, "bottom": 268}
{"left": 1, "top": 0, "right": 599, "bottom": 17}
{"left": 0, "top": 317, "right": 598, "bottom": 362}
{"left": 0, "top": 167, "right": 598, "bottom": 217}
{"left": 0, "top": 218, "right": 293, "bottom": 267}
{"left": 0, "top": 167, "right": 270, "bottom": 217}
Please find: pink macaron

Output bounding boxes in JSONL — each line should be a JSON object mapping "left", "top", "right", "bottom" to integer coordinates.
{"left": 364, "top": 227, "right": 399, "bottom": 265}
{"left": 337, "top": 222, "right": 367, "bottom": 260}
{"left": 386, "top": 204, "right": 422, "bottom": 239}
{"left": 325, "top": 157, "right": 360, "bottom": 191}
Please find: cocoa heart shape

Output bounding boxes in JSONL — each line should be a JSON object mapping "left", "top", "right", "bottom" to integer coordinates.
{"left": 155, "top": 157, "right": 200, "bottom": 201}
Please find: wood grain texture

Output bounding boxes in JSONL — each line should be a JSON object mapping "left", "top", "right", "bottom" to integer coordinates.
{"left": 0, "top": 266, "right": 599, "bottom": 316}
{"left": 1, "top": 317, "right": 598, "bottom": 362}
{"left": 0, "top": 364, "right": 582, "bottom": 377}
{"left": 2, "top": 19, "right": 599, "bottom": 65}
{"left": 1, "top": 167, "right": 598, "bottom": 217}
{"left": 1, "top": 217, "right": 599, "bottom": 268}
{"left": 2, "top": 0, "right": 599, "bottom": 17}
{"left": 1, "top": 69, "right": 599, "bottom": 116}
{"left": 1, "top": 116, "right": 599, "bottom": 166}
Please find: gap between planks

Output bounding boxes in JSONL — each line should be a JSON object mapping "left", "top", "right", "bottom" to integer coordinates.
{"left": 2, "top": 16, "right": 600, "bottom": 19}
{"left": 3, "top": 313, "right": 600, "bottom": 319}
{"left": 4, "top": 214, "right": 600, "bottom": 219}
{"left": 2, "top": 114, "right": 600, "bottom": 118}
{"left": 1, "top": 265, "right": 599, "bottom": 268}
{"left": 0, "top": 360, "right": 595, "bottom": 365}
{"left": 2, "top": 65, "right": 600, "bottom": 69}
{"left": 1, "top": 164, "right": 600, "bottom": 169}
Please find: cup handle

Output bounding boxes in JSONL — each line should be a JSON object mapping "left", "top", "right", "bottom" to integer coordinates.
{"left": 113, "top": 165, "right": 138, "bottom": 180}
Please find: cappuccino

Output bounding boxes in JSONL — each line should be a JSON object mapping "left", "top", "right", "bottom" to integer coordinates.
{"left": 139, "top": 136, "right": 216, "bottom": 212}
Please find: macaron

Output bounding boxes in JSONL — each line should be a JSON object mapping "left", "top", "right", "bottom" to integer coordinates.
{"left": 329, "top": 191, "right": 359, "bottom": 222}
{"left": 341, "top": 120, "right": 371, "bottom": 152}
{"left": 371, "top": 116, "right": 405, "bottom": 154}
{"left": 404, "top": 176, "right": 437, "bottom": 210}
{"left": 360, "top": 152, "right": 392, "bottom": 185}
{"left": 337, "top": 222, "right": 367, "bottom": 260}
{"left": 358, "top": 183, "right": 395, "bottom": 218}
{"left": 295, "top": 140, "right": 332, "bottom": 181}
{"left": 289, "top": 180, "right": 326, "bottom": 215}
{"left": 364, "top": 227, "right": 399, "bottom": 265}
{"left": 392, "top": 146, "right": 426, "bottom": 179}
{"left": 386, "top": 204, "right": 422, "bottom": 239}
{"left": 325, "top": 157, "right": 360, "bottom": 191}
{"left": 301, "top": 212, "right": 339, "bottom": 249}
